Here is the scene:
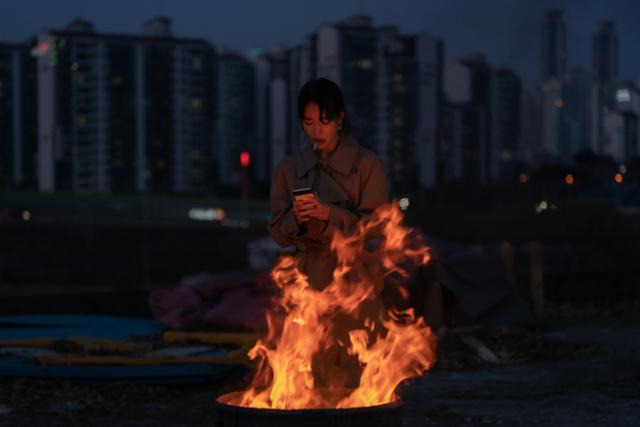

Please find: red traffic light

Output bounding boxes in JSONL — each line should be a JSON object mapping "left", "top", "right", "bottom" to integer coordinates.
{"left": 240, "top": 151, "right": 250, "bottom": 168}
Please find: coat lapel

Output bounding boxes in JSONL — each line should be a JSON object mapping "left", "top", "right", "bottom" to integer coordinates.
{"left": 293, "top": 135, "right": 360, "bottom": 205}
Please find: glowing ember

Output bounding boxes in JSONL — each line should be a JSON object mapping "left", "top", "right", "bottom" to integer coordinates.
{"left": 219, "top": 202, "right": 437, "bottom": 409}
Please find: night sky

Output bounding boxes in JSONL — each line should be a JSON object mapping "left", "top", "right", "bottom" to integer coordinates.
{"left": 2, "top": 0, "right": 639, "bottom": 88}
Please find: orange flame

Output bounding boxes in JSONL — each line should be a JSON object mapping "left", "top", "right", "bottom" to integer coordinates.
{"left": 219, "top": 202, "right": 437, "bottom": 409}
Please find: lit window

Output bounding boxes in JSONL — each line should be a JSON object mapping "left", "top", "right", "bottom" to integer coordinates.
{"left": 357, "top": 59, "right": 372, "bottom": 69}
{"left": 191, "top": 97, "right": 203, "bottom": 112}
{"left": 616, "top": 89, "right": 631, "bottom": 103}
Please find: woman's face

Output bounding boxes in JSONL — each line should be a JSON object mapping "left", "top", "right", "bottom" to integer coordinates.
{"left": 302, "top": 102, "right": 344, "bottom": 157}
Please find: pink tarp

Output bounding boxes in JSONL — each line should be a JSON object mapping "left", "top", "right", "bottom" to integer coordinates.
{"left": 149, "top": 272, "right": 272, "bottom": 331}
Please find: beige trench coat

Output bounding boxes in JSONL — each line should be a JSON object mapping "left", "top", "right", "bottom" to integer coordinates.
{"left": 268, "top": 134, "right": 389, "bottom": 290}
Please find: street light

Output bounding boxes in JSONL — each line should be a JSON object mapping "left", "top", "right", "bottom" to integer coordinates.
{"left": 564, "top": 174, "right": 574, "bottom": 185}
{"left": 240, "top": 151, "right": 250, "bottom": 200}
{"left": 614, "top": 173, "right": 623, "bottom": 184}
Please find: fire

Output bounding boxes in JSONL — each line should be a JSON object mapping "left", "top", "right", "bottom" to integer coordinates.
{"left": 219, "top": 202, "right": 437, "bottom": 409}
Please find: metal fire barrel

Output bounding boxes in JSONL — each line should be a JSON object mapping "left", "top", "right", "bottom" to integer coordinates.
{"left": 214, "top": 398, "right": 402, "bottom": 427}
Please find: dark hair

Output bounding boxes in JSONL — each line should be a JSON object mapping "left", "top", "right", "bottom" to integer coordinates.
{"left": 297, "top": 78, "right": 350, "bottom": 133}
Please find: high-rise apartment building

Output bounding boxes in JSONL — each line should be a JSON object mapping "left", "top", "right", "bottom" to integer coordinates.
{"left": 442, "top": 55, "right": 492, "bottom": 184}
{"left": 490, "top": 69, "right": 521, "bottom": 181}
{"left": 541, "top": 9, "right": 567, "bottom": 83}
{"left": 593, "top": 21, "right": 619, "bottom": 85}
{"left": 0, "top": 42, "right": 37, "bottom": 190}
{"left": 215, "top": 51, "right": 254, "bottom": 191}
{"left": 36, "top": 18, "right": 216, "bottom": 193}
{"left": 250, "top": 46, "right": 290, "bottom": 193}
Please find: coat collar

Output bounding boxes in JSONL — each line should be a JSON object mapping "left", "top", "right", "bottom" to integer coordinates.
{"left": 295, "top": 134, "right": 360, "bottom": 178}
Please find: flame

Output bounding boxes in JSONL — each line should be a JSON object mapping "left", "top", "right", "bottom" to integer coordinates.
{"left": 219, "top": 202, "right": 437, "bottom": 409}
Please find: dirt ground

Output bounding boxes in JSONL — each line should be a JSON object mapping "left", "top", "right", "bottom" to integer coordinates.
{"left": 1, "top": 307, "right": 639, "bottom": 427}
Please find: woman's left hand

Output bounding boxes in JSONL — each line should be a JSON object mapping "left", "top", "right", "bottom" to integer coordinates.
{"left": 294, "top": 195, "right": 330, "bottom": 222}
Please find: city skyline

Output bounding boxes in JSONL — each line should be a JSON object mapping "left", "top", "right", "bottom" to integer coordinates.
{"left": 1, "top": 0, "right": 640, "bottom": 88}
{"left": 2, "top": 4, "right": 638, "bottom": 195}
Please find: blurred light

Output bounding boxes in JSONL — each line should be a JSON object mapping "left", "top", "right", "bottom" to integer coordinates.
{"left": 188, "top": 208, "right": 225, "bottom": 221}
{"left": 615, "top": 173, "right": 623, "bottom": 184}
{"left": 616, "top": 89, "right": 631, "bottom": 103}
{"left": 554, "top": 98, "right": 564, "bottom": 108}
{"left": 240, "top": 151, "right": 250, "bottom": 168}
{"left": 565, "top": 174, "right": 574, "bottom": 185}
{"left": 190, "top": 97, "right": 202, "bottom": 111}
{"left": 500, "top": 150, "right": 512, "bottom": 161}
{"left": 398, "top": 198, "right": 410, "bottom": 211}
{"left": 221, "top": 218, "right": 250, "bottom": 229}
{"left": 22, "top": 210, "right": 31, "bottom": 221}
{"left": 357, "top": 59, "right": 373, "bottom": 70}
{"left": 619, "top": 165, "right": 627, "bottom": 174}
{"left": 519, "top": 173, "right": 529, "bottom": 184}
{"left": 30, "top": 40, "right": 51, "bottom": 57}
{"left": 248, "top": 47, "right": 265, "bottom": 56}
{"left": 535, "top": 201, "right": 548, "bottom": 214}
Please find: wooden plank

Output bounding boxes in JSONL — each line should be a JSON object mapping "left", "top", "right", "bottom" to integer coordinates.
{"left": 163, "top": 331, "right": 262, "bottom": 347}
{"left": 34, "top": 350, "right": 250, "bottom": 366}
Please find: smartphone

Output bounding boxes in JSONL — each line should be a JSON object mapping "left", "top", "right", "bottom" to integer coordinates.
{"left": 292, "top": 187, "right": 314, "bottom": 202}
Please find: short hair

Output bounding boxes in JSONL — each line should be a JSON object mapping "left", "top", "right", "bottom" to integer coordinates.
{"left": 297, "top": 78, "right": 350, "bottom": 133}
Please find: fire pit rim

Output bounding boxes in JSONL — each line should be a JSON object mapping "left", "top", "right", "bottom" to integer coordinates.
{"left": 214, "top": 396, "right": 403, "bottom": 415}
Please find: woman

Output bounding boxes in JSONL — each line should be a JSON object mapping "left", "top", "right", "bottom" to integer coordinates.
{"left": 268, "top": 78, "right": 388, "bottom": 291}
{"left": 268, "top": 77, "right": 389, "bottom": 389}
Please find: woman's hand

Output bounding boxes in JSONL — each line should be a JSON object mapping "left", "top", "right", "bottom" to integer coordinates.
{"left": 293, "top": 195, "right": 330, "bottom": 224}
